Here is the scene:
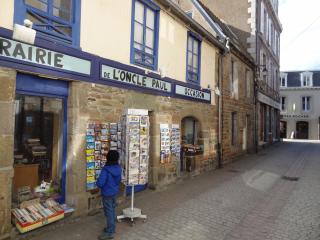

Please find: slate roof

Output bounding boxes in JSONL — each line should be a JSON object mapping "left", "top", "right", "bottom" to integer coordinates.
{"left": 283, "top": 71, "right": 320, "bottom": 87}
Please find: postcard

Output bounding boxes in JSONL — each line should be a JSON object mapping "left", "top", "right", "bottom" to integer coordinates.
{"left": 128, "top": 115, "right": 140, "bottom": 123}
{"left": 86, "top": 176, "right": 95, "bottom": 183}
{"left": 87, "top": 162, "right": 95, "bottom": 169}
{"left": 86, "top": 135, "right": 95, "bottom": 143}
{"left": 101, "top": 128, "right": 108, "bottom": 135}
{"left": 86, "top": 155, "right": 95, "bottom": 162}
{"left": 95, "top": 141, "right": 101, "bottom": 150}
{"left": 86, "top": 129, "right": 95, "bottom": 136}
{"left": 86, "top": 149, "right": 95, "bottom": 156}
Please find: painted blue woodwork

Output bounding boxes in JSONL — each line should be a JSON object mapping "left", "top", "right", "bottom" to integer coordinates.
{"left": 14, "top": 0, "right": 81, "bottom": 47}
{"left": 0, "top": 27, "right": 211, "bottom": 104}
{"left": 186, "top": 31, "right": 201, "bottom": 85}
{"left": 16, "top": 73, "right": 69, "bottom": 203}
{"left": 130, "top": 0, "right": 160, "bottom": 70}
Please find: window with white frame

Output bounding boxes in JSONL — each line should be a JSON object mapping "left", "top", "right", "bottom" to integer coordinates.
{"left": 300, "top": 72, "right": 313, "bottom": 87}
{"left": 280, "top": 96, "right": 286, "bottom": 111}
{"left": 302, "top": 96, "right": 311, "bottom": 111}
{"left": 280, "top": 73, "right": 287, "bottom": 87}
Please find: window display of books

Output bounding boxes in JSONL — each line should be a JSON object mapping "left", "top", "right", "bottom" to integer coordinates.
{"left": 12, "top": 198, "right": 64, "bottom": 233}
{"left": 86, "top": 121, "right": 110, "bottom": 190}
{"left": 121, "top": 109, "right": 149, "bottom": 186}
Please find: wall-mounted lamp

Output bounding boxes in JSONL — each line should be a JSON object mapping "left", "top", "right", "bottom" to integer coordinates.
{"left": 12, "top": 19, "right": 36, "bottom": 45}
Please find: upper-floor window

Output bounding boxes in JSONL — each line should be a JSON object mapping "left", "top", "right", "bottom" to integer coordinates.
{"left": 280, "top": 73, "right": 287, "bottom": 87}
{"left": 230, "top": 60, "right": 238, "bottom": 97}
{"left": 186, "top": 32, "right": 201, "bottom": 84}
{"left": 280, "top": 96, "right": 286, "bottom": 111}
{"left": 302, "top": 96, "right": 311, "bottom": 111}
{"left": 131, "top": 0, "right": 160, "bottom": 70}
{"left": 300, "top": 72, "right": 313, "bottom": 87}
{"left": 245, "top": 69, "right": 251, "bottom": 98}
{"left": 14, "top": 0, "right": 81, "bottom": 46}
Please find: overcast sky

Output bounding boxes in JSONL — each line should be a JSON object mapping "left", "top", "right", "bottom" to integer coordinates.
{"left": 279, "top": 0, "right": 320, "bottom": 71}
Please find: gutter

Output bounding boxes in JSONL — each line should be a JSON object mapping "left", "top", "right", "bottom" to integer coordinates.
{"left": 157, "top": 0, "right": 229, "bottom": 53}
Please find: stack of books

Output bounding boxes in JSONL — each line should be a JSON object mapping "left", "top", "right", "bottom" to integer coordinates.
{"left": 12, "top": 199, "right": 64, "bottom": 233}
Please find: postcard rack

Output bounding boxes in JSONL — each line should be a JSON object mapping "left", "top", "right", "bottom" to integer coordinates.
{"left": 117, "top": 109, "right": 149, "bottom": 224}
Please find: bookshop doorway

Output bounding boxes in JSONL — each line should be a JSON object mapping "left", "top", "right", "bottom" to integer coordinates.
{"left": 296, "top": 121, "right": 309, "bottom": 139}
{"left": 180, "top": 116, "right": 202, "bottom": 172}
{"left": 13, "top": 74, "right": 68, "bottom": 206}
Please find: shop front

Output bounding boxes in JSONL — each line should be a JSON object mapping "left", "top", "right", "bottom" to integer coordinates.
{"left": 0, "top": 27, "right": 217, "bottom": 235}
{"left": 257, "top": 92, "right": 280, "bottom": 145}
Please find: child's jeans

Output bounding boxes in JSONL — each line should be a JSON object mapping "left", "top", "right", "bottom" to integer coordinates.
{"left": 102, "top": 196, "right": 117, "bottom": 235}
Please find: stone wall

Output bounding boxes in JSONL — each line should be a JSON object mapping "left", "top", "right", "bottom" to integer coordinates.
{"left": 66, "top": 81, "right": 218, "bottom": 213}
{"left": 221, "top": 54, "right": 255, "bottom": 164}
{"left": 0, "top": 67, "right": 16, "bottom": 239}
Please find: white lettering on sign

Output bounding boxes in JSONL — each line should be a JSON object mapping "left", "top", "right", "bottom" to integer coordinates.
{"left": 101, "top": 65, "right": 171, "bottom": 93}
{"left": 175, "top": 85, "right": 211, "bottom": 101}
{"left": 0, "top": 37, "right": 91, "bottom": 75}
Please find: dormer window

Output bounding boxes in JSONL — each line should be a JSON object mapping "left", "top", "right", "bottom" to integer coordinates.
{"left": 280, "top": 73, "right": 287, "bottom": 87}
{"left": 301, "top": 72, "right": 313, "bottom": 87}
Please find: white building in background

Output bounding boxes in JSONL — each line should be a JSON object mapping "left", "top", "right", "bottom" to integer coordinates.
{"left": 280, "top": 71, "right": 320, "bottom": 140}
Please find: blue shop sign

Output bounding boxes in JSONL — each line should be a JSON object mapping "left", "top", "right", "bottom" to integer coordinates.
{"left": 101, "top": 65, "right": 172, "bottom": 93}
{"left": 0, "top": 37, "right": 91, "bottom": 75}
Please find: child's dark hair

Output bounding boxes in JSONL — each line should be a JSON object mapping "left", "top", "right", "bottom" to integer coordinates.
{"left": 105, "top": 150, "right": 119, "bottom": 166}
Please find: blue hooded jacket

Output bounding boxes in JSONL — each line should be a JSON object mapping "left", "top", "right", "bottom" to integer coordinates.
{"left": 96, "top": 164, "right": 122, "bottom": 197}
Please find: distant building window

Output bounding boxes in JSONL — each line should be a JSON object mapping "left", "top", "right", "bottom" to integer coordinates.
{"left": 301, "top": 72, "right": 313, "bottom": 87}
{"left": 186, "top": 33, "right": 201, "bottom": 84}
{"left": 131, "top": 0, "right": 160, "bottom": 70}
{"left": 302, "top": 96, "right": 311, "bottom": 111}
{"left": 231, "top": 112, "right": 237, "bottom": 146}
{"left": 15, "top": 0, "right": 81, "bottom": 46}
{"left": 280, "top": 96, "right": 286, "bottom": 111}
{"left": 280, "top": 73, "right": 287, "bottom": 87}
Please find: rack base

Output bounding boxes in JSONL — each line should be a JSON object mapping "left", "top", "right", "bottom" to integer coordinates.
{"left": 117, "top": 208, "right": 147, "bottom": 224}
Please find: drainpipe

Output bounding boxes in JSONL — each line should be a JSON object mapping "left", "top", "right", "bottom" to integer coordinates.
{"left": 217, "top": 46, "right": 228, "bottom": 168}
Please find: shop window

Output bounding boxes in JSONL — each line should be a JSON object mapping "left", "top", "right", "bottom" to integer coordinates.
{"left": 186, "top": 32, "right": 201, "bottom": 84}
{"left": 13, "top": 95, "right": 64, "bottom": 200}
{"left": 14, "top": 0, "right": 81, "bottom": 46}
{"left": 131, "top": 0, "right": 160, "bottom": 70}
{"left": 231, "top": 112, "right": 237, "bottom": 146}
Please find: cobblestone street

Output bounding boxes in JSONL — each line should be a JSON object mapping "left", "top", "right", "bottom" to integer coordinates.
{"left": 21, "top": 141, "right": 320, "bottom": 240}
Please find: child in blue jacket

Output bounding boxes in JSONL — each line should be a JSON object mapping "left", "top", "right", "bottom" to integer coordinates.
{"left": 96, "top": 150, "right": 122, "bottom": 240}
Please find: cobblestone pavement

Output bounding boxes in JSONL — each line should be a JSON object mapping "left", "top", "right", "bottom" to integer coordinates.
{"left": 20, "top": 141, "right": 320, "bottom": 240}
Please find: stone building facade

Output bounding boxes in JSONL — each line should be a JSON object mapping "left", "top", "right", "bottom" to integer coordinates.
{"left": 280, "top": 71, "right": 320, "bottom": 140}
{"left": 201, "top": 0, "right": 282, "bottom": 146}
{"left": 0, "top": 0, "right": 256, "bottom": 239}
{"left": 0, "top": 1, "right": 224, "bottom": 238}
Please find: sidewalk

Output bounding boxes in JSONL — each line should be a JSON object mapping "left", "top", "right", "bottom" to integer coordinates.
{"left": 13, "top": 142, "right": 320, "bottom": 240}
